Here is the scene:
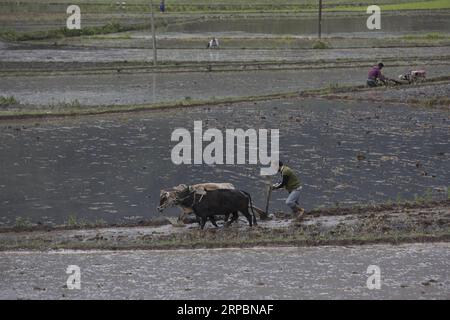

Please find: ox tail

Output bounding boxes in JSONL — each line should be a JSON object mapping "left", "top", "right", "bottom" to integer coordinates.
{"left": 241, "top": 191, "right": 257, "bottom": 226}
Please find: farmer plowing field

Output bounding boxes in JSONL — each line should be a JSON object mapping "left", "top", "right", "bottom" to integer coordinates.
{"left": 158, "top": 183, "right": 267, "bottom": 229}
{"left": 367, "top": 61, "right": 427, "bottom": 87}
{"left": 271, "top": 161, "right": 305, "bottom": 220}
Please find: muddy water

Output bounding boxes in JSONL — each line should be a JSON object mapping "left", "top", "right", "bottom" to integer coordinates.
{"left": 0, "top": 98, "right": 449, "bottom": 226}
{"left": 2, "top": 65, "right": 449, "bottom": 107}
{"left": 166, "top": 13, "right": 450, "bottom": 37}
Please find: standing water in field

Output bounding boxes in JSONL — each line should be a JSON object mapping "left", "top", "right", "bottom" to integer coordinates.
{"left": 165, "top": 13, "right": 450, "bottom": 37}
{"left": 0, "top": 99, "right": 449, "bottom": 226}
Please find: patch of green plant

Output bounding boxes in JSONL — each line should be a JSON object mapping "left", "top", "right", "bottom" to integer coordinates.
{"left": 14, "top": 217, "right": 31, "bottom": 229}
{"left": 47, "top": 99, "right": 82, "bottom": 110}
{"left": 327, "top": 82, "right": 340, "bottom": 92}
{"left": 66, "top": 215, "right": 88, "bottom": 228}
{"left": 94, "top": 219, "right": 107, "bottom": 227}
{"left": 0, "top": 96, "right": 18, "bottom": 106}
{"left": 66, "top": 215, "right": 78, "bottom": 227}
{"left": 0, "top": 30, "right": 18, "bottom": 41}
{"left": 414, "top": 193, "right": 425, "bottom": 204}
{"left": 312, "top": 40, "right": 330, "bottom": 49}
{"left": 0, "top": 22, "right": 147, "bottom": 42}
{"left": 403, "top": 32, "right": 450, "bottom": 41}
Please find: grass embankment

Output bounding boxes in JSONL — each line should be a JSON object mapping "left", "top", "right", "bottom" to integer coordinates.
{"left": 0, "top": 92, "right": 301, "bottom": 120}
{"left": 328, "top": 0, "right": 450, "bottom": 11}
{"left": 0, "top": 22, "right": 146, "bottom": 42}
{"left": 1, "top": 201, "right": 449, "bottom": 251}
{"left": 2, "top": 233, "right": 449, "bottom": 251}
{"left": 90, "top": 33, "right": 450, "bottom": 49}
{"left": 402, "top": 32, "right": 450, "bottom": 40}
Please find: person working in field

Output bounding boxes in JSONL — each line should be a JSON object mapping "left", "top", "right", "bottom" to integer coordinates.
{"left": 207, "top": 38, "right": 219, "bottom": 49}
{"left": 272, "top": 161, "right": 305, "bottom": 219}
{"left": 367, "top": 62, "right": 385, "bottom": 87}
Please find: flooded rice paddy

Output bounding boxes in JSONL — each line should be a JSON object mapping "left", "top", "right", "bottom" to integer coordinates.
{"left": 0, "top": 98, "right": 449, "bottom": 226}
{"left": 2, "top": 11, "right": 449, "bottom": 37}
{"left": 2, "top": 65, "right": 449, "bottom": 107}
{"left": 1, "top": 46, "right": 449, "bottom": 64}
{"left": 166, "top": 13, "right": 450, "bottom": 37}
{"left": 2, "top": 243, "right": 450, "bottom": 299}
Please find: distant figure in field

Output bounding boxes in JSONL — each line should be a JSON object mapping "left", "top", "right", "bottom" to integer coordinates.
{"left": 367, "top": 62, "right": 385, "bottom": 87}
{"left": 207, "top": 38, "right": 219, "bottom": 49}
{"left": 160, "top": 0, "right": 165, "bottom": 13}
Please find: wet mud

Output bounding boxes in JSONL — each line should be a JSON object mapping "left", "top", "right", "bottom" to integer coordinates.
{"left": 1, "top": 242, "right": 449, "bottom": 299}
{"left": 0, "top": 98, "right": 448, "bottom": 226}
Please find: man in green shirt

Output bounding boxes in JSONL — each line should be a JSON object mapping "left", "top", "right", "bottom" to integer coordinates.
{"left": 272, "top": 161, "right": 305, "bottom": 219}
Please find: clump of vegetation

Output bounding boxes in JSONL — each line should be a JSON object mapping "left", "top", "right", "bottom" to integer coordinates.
{"left": 0, "top": 22, "right": 146, "bottom": 42}
{"left": 403, "top": 32, "right": 449, "bottom": 41}
{"left": 0, "top": 96, "right": 18, "bottom": 106}
{"left": 94, "top": 219, "right": 107, "bottom": 227}
{"left": 46, "top": 99, "right": 82, "bottom": 111}
{"left": 312, "top": 40, "right": 330, "bottom": 49}
{"left": 66, "top": 216, "right": 109, "bottom": 228}
{"left": 66, "top": 215, "right": 89, "bottom": 228}
{"left": 0, "top": 30, "right": 18, "bottom": 42}
{"left": 327, "top": 82, "right": 340, "bottom": 93}
{"left": 414, "top": 193, "right": 425, "bottom": 204}
{"left": 61, "top": 99, "right": 82, "bottom": 109}
{"left": 14, "top": 217, "right": 31, "bottom": 229}
{"left": 66, "top": 215, "right": 78, "bottom": 227}
{"left": 424, "top": 32, "right": 447, "bottom": 40}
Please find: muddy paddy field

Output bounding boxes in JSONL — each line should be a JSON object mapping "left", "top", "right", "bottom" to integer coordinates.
{"left": 1, "top": 242, "right": 449, "bottom": 299}
{"left": 0, "top": 96, "right": 449, "bottom": 227}
{"left": 3, "top": 65, "right": 450, "bottom": 108}
{"left": 1, "top": 3, "right": 450, "bottom": 301}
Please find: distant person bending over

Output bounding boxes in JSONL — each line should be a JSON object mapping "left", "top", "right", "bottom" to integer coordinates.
{"left": 207, "top": 38, "right": 219, "bottom": 49}
{"left": 272, "top": 161, "right": 305, "bottom": 219}
{"left": 212, "top": 37, "right": 219, "bottom": 48}
{"left": 367, "top": 62, "right": 385, "bottom": 87}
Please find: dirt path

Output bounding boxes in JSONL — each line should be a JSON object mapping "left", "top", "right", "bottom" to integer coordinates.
{"left": 1, "top": 202, "right": 448, "bottom": 250}
{"left": 1, "top": 243, "right": 449, "bottom": 299}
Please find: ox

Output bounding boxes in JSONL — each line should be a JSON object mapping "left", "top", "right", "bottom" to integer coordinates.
{"left": 158, "top": 183, "right": 257, "bottom": 229}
